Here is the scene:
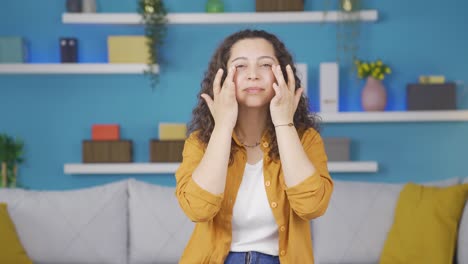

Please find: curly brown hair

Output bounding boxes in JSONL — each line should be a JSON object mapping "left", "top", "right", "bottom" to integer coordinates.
{"left": 188, "top": 29, "right": 321, "bottom": 164}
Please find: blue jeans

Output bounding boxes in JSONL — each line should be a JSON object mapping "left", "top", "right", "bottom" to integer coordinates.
{"left": 224, "top": 251, "right": 280, "bottom": 264}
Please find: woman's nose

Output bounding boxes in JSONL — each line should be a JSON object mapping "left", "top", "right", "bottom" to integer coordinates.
{"left": 247, "top": 67, "right": 259, "bottom": 80}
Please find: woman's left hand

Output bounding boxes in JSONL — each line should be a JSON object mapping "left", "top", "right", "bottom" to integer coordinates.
{"left": 270, "top": 64, "right": 304, "bottom": 126}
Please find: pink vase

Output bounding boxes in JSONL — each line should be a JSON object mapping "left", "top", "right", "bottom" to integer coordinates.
{"left": 361, "top": 77, "right": 387, "bottom": 111}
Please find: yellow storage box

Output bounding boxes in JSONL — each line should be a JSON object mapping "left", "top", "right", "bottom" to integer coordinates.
{"left": 159, "top": 123, "right": 187, "bottom": 141}
{"left": 107, "top": 36, "right": 149, "bottom": 63}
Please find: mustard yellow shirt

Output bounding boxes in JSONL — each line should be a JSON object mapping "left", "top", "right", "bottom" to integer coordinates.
{"left": 175, "top": 127, "right": 334, "bottom": 264}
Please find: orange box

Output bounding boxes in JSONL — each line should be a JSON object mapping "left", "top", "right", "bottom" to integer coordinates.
{"left": 92, "top": 124, "right": 120, "bottom": 141}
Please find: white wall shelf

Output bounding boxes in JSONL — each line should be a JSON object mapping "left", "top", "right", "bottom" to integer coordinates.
{"left": 0, "top": 63, "right": 157, "bottom": 74}
{"left": 64, "top": 163, "right": 181, "bottom": 174}
{"left": 62, "top": 10, "right": 378, "bottom": 25}
{"left": 317, "top": 110, "right": 468, "bottom": 123}
{"left": 328, "top": 161, "right": 378, "bottom": 173}
{"left": 64, "top": 161, "right": 378, "bottom": 175}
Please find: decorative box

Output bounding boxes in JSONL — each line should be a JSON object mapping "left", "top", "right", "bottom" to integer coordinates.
{"left": 406, "top": 83, "right": 456, "bottom": 110}
{"left": 0, "top": 37, "right": 27, "bottom": 63}
{"left": 107, "top": 36, "right": 149, "bottom": 63}
{"left": 323, "top": 138, "right": 350, "bottom": 161}
{"left": 159, "top": 123, "right": 187, "bottom": 141}
{"left": 82, "top": 140, "right": 132, "bottom": 163}
{"left": 92, "top": 124, "right": 120, "bottom": 141}
{"left": 256, "top": 0, "right": 304, "bottom": 12}
{"left": 150, "top": 140, "right": 185, "bottom": 162}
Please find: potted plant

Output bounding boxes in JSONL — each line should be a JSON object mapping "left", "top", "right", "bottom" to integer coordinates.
{"left": 322, "top": 0, "right": 363, "bottom": 65}
{"left": 138, "top": 0, "right": 168, "bottom": 90}
{"left": 355, "top": 59, "right": 392, "bottom": 111}
{"left": 0, "top": 133, "right": 24, "bottom": 188}
{"left": 337, "top": 0, "right": 363, "bottom": 65}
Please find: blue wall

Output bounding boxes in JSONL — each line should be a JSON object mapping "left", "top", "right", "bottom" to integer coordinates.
{"left": 1, "top": 0, "right": 467, "bottom": 190}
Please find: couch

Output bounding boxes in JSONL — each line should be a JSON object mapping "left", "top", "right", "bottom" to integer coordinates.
{"left": 1, "top": 177, "right": 467, "bottom": 264}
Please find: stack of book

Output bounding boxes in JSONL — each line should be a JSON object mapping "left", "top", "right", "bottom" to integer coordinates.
{"left": 150, "top": 123, "right": 187, "bottom": 162}
{"left": 406, "top": 75, "right": 456, "bottom": 110}
{"left": 82, "top": 124, "right": 132, "bottom": 163}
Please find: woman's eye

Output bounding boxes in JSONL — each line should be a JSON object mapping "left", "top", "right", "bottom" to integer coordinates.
{"left": 235, "top": 65, "right": 245, "bottom": 69}
{"left": 261, "top": 64, "right": 272, "bottom": 68}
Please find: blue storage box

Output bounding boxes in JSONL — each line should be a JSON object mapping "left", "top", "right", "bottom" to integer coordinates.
{"left": 0, "top": 37, "right": 28, "bottom": 63}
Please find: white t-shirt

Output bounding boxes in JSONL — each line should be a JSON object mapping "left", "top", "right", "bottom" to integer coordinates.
{"left": 230, "top": 159, "right": 279, "bottom": 256}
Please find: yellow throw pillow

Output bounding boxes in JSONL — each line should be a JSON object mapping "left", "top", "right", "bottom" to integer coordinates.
{"left": 380, "top": 183, "right": 468, "bottom": 264}
{"left": 0, "top": 203, "right": 33, "bottom": 264}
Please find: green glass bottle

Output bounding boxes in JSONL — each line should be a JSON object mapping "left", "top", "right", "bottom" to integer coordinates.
{"left": 206, "top": 0, "right": 224, "bottom": 13}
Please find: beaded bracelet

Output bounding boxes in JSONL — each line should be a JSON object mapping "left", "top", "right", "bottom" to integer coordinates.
{"left": 274, "top": 123, "right": 294, "bottom": 128}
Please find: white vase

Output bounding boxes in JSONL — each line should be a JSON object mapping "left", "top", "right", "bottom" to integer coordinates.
{"left": 82, "top": 0, "right": 97, "bottom": 13}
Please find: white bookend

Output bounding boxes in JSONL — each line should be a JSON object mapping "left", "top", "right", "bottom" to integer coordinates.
{"left": 295, "top": 63, "right": 308, "bottom": 96}
{"left": 320, "top": 62, "right": 339, "bottom": 112}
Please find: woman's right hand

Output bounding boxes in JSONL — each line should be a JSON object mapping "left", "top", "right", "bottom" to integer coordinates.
{"left": 201, "top": 66, "right": 238, "bottom": 131}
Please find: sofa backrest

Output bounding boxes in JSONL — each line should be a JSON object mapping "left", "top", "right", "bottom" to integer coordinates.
{"left": 127, "top": 178, "right": 194, "bottom": 264}
{"left": 0, "top": 180, "right": 128, "bottom": 264}
{"left": 2, "top": 177, "right": 464, "bottom": 264}
{"left": 311, "top": 177, "right": 460, "bottom": 264}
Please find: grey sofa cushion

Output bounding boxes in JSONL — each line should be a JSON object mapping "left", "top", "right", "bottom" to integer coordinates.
{"left": 0, "top": 180, "right": 128, "bottom": 264}
{"left": 311, "top": 178, "right": 460, "bottom": 264}
{"left": 128, "top": 178, "right": 194, "bottom": 264}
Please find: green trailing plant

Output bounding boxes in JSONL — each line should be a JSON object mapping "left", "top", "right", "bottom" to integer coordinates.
{"left": 0, "top": 133, "right": 25, "bottom": 188}
{"left": 336, "top": 0, "right": 362, "bottom": 66}
{"left": 322, "top": 0, "right": 363, "bottom": 67}
{"left": 322, "top": 0, "right": 332, "bottom": 22}
{"left": 138, "top": 0, "right": 168, "bottom": 90}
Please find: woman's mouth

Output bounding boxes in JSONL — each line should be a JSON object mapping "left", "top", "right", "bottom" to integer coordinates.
{"left": 244, "top": 87, "right": 264, "bottom": 94}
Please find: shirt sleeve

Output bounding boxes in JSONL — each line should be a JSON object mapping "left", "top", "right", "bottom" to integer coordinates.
{"left": 174, "top": 132, "right": 224, "bottom": 222}
{"left": 284, "top": 128, "right": 334, "bottom": 221}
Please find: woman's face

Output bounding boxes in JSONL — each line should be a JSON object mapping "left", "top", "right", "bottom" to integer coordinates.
{"left": 226, "top": 38, "right": 279, "bottom": 108}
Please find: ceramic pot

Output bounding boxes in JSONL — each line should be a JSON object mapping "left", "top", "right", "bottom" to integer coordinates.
{"left": 361, "top": 76, "right": 387, "bottom": 111}
{"left": 66, "top": 0, "right": 82, "bottom": 12}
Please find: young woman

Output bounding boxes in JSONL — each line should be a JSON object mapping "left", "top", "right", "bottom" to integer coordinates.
{"left": 175, "top": 29, "right": 333, "bottom": 264}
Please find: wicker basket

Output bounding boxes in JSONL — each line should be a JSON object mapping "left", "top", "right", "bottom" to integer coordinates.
{"left": 256, "top": 0, "right": 304, "bottom": 12}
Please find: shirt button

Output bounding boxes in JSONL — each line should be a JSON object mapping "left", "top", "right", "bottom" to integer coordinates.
{"left": 265, "top": 180, "right": 271, "bottom": 187}
{"left": 280, "top": 226, "right": 286, "bottom": 232}
{"left": 280, "top": 250, "right": 286, "bottom": 256}
{"left": 262, "top": 142, "right": 269, "bottom": 148}
{"left": 271, "top": 202, "right": 277, "bottom": 208}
